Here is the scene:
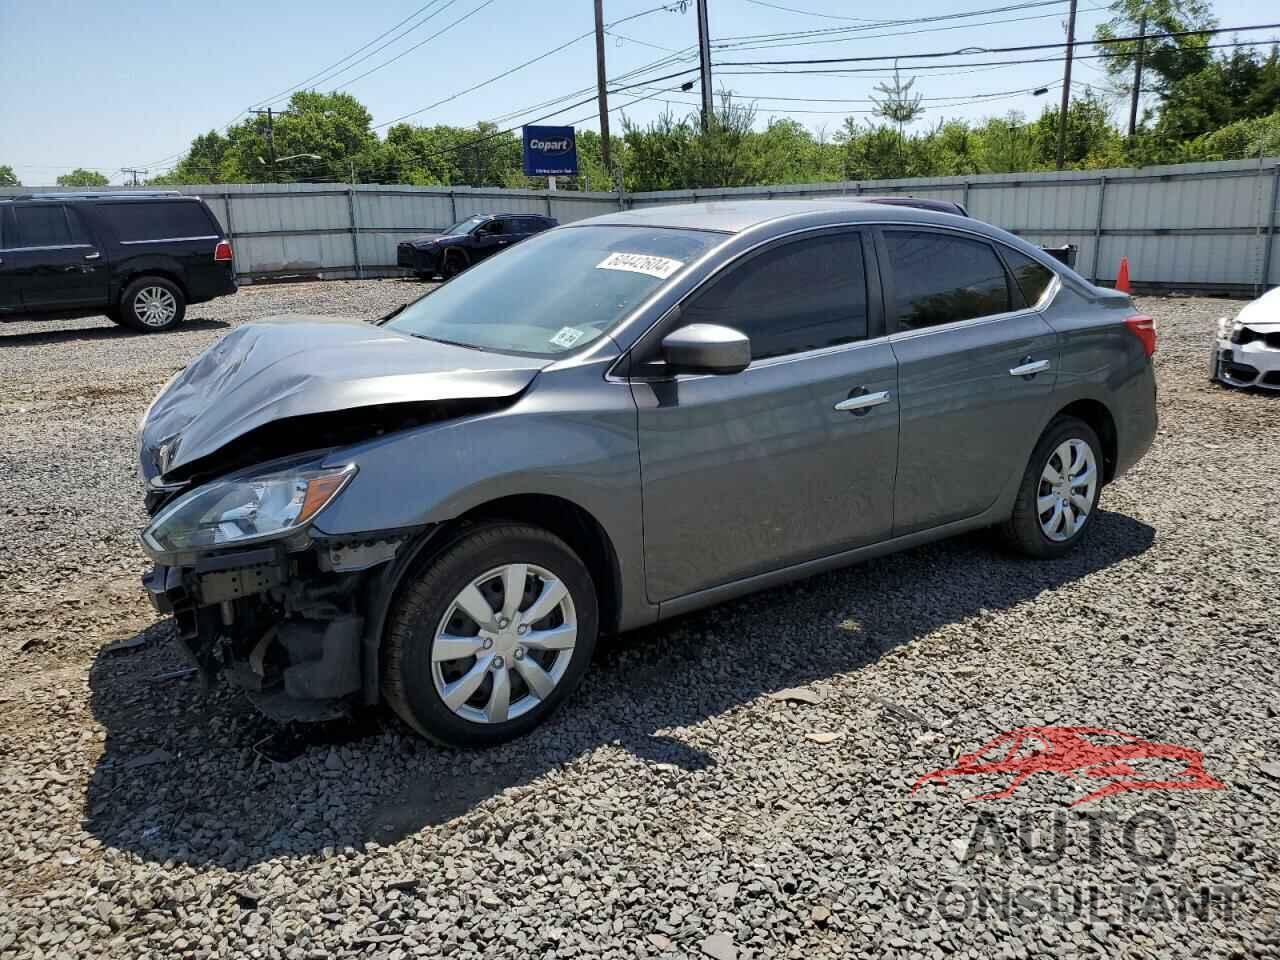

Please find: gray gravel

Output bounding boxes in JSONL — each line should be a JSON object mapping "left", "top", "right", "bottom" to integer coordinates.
{"left": 1, "top": 286, "right": 1278, "bottom": 959}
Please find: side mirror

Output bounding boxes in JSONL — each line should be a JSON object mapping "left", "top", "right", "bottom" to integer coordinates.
{"left": 661, "top": 323, "right": 751, "bottom": 375}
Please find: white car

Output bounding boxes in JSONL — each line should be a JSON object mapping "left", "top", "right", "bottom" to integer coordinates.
{"left": 1211, "top": 287, "right": 1280, "bottom": 390}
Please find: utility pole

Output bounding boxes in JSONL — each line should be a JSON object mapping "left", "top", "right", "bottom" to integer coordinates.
{"left": 120, "top": 167, "right": 147, "bottom": 187}
{"left": 593, "top": 0, "right": 612, "bottom": 183}
{"left": 248, "top": 107, "right": 279, "bottom": 182}
{"left": 695, "top": 0, "right": 713, "bottom": 131}
{"left": 1055, "top": 0, "right": 1078, "bottom": 170}
{"left": 1127, "top": 15, "right": 1147, "bottom": 138}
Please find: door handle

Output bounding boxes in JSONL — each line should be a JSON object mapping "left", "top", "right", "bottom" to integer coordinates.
{"left": 84, "top": 251, "right": 100, "bottom": 260}
{"left": 1009, "top": 358, "right": 1050, "bottom": 377}
{"left": 834, "top": 390, "right": 891, "bottom": 413}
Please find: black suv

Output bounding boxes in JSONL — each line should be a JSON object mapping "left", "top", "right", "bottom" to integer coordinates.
{"left": 397, "top": 213, "right": 557, "bottom": 280}
{"left": 0, "top": 191, "right": 237, "bottom": 333}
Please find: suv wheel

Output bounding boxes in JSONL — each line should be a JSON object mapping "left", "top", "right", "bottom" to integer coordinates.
{"left": 383, "top": 523, "right": 598, "bottom": 746}
{"left": 441, "top": 248, "right": 468, "bottom": 280}
{"left": 1001, "top": 416, "right": 1103, "bottom": 558}
{"left": 120, "top": 277, "right": 186, "bottom": 332}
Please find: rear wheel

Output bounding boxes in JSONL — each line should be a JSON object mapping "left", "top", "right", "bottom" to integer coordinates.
{"left": 1001, "top": 416, "right": 1103, "bottom": 558}
{"left": 383, "top": 523, "right": 598, "bottom": 746}
{"left": 120, "top": 276, "right": 186, "bottom": 332}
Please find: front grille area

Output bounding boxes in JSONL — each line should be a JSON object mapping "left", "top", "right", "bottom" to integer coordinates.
{"left": 1224, "top": 361, "right": 1260, "bottom": 381}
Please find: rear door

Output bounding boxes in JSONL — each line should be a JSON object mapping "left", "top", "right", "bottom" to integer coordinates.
{"left": 632, "top": 228, "right": 899, "bottom": 602}
{"left": 5, "top": 203, "right": 109, "bottom": 311}
{"left": 878, "top": 227, "right": 1059, "bottom": 535}
{"left": 96, "top": 199, "right": 224, "bottom": 296}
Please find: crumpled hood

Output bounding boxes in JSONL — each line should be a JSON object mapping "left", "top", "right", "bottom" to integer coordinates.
{"left": 406, "top": 233, "right": 444, "bottom": 247}
{"left": 139, "top": 315, "right": 547, "bottom": 479}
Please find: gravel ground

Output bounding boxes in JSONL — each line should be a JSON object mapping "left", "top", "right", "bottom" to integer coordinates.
{"left": 1, "top": 285, "right": 1278, "bottom": 959}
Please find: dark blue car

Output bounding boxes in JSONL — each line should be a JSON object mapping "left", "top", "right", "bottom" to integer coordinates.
{"left": 397, "top": 213, "right": 558, "bottom": 280}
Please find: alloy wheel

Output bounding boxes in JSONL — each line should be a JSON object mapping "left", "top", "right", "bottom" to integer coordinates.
{"left": 430, "top": 563, "right": 577, "bottom": 724}
{"left": 1037, "top": 438, "right": 1098, "bottom": 542}
{"left": 134, "top": 286, "right": 178, "bottom": 327}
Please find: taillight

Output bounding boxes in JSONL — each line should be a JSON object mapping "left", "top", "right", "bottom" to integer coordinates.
{"left": 1124, "top": 313, "right": 1156, "bottom": 357}
{"left": 214, "top": 240, "right": 233, "bottom": 262}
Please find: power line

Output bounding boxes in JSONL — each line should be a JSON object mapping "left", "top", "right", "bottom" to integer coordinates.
{"left": 715, "top": 21, "right": 1280, "bottom": 66}
{"left": 739, "top": 0, "right": 884, "bottom": 23}
{"left": 371, "top": 3, "right": 687, "bottom": 130}
{"left": 713, "top": 37, "right": 1277, "bottom": 75}
{"left": 715, "top": 0, "right": 1067, "bottom": 44}
{"left": 250, "top": 0, "right": 453, "bottom": 109}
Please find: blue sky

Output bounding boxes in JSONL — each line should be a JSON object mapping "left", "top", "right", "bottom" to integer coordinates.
{"left": 1, "top": 0, "right": 1274, "bottom": 185}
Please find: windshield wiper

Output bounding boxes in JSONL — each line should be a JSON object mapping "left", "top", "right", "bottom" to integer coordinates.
{"left": 407, "top": 332, "right": 491, "bottom": 352}
{"left": 375, "top": 303, "right": 407, "bottom": 325}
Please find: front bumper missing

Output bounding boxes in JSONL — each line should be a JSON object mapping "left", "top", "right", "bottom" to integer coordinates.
{"left": 141, "top": 536, "right": 406, "bottom": 718}
{"left": 1212, "top": 338, "right": 1280, "bottom": 390}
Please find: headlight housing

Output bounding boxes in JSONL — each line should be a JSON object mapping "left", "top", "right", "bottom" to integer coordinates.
{"left": 142, "top": 463, "right": 355, "bottom": 559}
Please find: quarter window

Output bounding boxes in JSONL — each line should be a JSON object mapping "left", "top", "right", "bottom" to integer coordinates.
{"left": 680, "top": 232, "right": 869, "bottom": 361}
{"left": 884, "top": 230, "right": 1011, "bottom": 331}
{"left": 98, "top": 201, "right": 217, "bottom": 241}
{"left": 1002, "top": 247, "right": 1056, "bottom": 307}
{"left": 13, "top": 205, "right": 74, "bottom": 247}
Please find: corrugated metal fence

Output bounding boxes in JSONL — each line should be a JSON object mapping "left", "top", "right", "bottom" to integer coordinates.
{"left": 7, "top": 156, "right": 1278, "bottom": 293}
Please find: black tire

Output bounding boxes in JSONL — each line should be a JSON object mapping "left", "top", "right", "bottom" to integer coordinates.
{"left": 1000, "top": 416, "right": 1104, "bottom": 559}
{"left": 440, "top": 248, "right": 468, "bottom": 280}
{"left": 119, "top": 276, "right": 186, "bottom": 332}
{"left": 383, "top": 523, "right": 598, "bottom": 747}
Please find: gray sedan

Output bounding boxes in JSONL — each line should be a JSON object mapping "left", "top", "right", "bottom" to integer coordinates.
{"left": 137, "top": 200, "right": 1157, "bottom": 745}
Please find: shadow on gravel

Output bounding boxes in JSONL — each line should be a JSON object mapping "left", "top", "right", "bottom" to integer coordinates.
{"left": 82, "top": 509, "right": 1154, "bottom": 868}
{"left": 0, "top": 318, "right": 229, "bottom": 345}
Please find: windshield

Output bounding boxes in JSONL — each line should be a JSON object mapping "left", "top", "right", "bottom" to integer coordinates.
{"left": 444, "top": 215, "right": 486, "bottom": 235}
{"left": 387, "top": 225, "right": 726, "bottom": 357}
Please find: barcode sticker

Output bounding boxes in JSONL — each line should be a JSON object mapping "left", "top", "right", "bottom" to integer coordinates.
{"left": 550, "top": 326, "right": 587, "bottom": 348}
{"left": 595, "top": 252, "right": 684, "bottom": 279}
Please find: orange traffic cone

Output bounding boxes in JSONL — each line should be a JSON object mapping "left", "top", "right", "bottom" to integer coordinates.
{"left": 1115, "top": 256, "right": 1131, "bottom": 294}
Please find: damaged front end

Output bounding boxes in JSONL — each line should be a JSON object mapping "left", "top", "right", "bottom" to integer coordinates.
{"left": 1211, "top": 290, "right": 1280, "bottom": 390}
{"left": 142, "top": 523, "right": 410, "bottom": 722}
{"left": 134, "top": 317, "right": 549, "bottom": 721}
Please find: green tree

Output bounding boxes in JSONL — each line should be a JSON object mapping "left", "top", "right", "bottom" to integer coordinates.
{"left": 1028, "top": 90, "right": 1122, "bottom": 167}
{"left": 1095, "top": 0, "right": 1217, "bottom": 97}
{"left": 871, "top": 65, "right": 926, "bottom": 168}
{"left": 56, "top": 168, "right": 109, "bottom": 187}
{"left": 149, "top": 131, "right": 233, "bottom": 184}
{"left": 0, "top": 165, "right": 19, "bottom": 187}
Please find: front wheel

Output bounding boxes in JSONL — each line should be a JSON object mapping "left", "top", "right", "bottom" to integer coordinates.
{"left": 120, "top": 276, "right": 186, "bottom": 332}
{"left": 1001, "top": 416, "right": 1103, "bottom": 558}
{"left": 382, "top": 523, "right": 598, "bottom": 746}
{"left": 440, "top": 248, "right": 468, "bottom": 280}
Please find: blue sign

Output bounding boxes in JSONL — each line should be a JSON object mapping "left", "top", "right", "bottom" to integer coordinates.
{"left": 522, "top": 125, "right": 578, "bottom": 177}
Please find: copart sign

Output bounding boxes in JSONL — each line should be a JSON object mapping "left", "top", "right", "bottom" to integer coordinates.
{"left": 522, "top": 125, "right": 578, "bottom": 177}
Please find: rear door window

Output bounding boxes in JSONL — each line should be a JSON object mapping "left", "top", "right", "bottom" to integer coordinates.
{"left": 680, "top": 231, "right": 870, "bottom": 360}
{"left": 98, "top": 201, "right": 217, "bottom": 241}
{"left": 12, "top": 204, "right": 74, "bottom": 247}
{"left": 883, "top": 230, "right": 1012, "bottom": 331}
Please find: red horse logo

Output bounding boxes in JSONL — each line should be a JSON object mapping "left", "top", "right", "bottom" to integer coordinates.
{"left": 913, "top": 726, "right": 1226, "bottom": 806}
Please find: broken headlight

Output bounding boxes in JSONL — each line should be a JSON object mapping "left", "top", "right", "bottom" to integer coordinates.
{"left": 142, "top": 463, "right": 355, "bottom": 557}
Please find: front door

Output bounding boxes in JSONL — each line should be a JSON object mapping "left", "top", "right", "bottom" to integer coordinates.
{"left": 632, "top": 229, "right": 900, "bottom": 602}
{"left": 878, "top": 228, "right": 1059, "bottom": 535}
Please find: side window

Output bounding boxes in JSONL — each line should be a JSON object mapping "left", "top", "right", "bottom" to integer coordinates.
{"left": 884, "top": 230, "right": 1011, "bottom": 331}
{"left": 484, "top": 219, "right": 505, "bottom": 235}
{"left": 13, "top": 204, "right": 74, "bottom": 247}
{"left": 65, "top": 207, "right": 91, "bottom": 245}
{"left": 680, "top": 232, "right": 869, "bottom": 361}
{"left": 98, "top": 201, "right": 217, "bottom": 241}
{"left": 1001, "top": 247, "right": 1056, "bottom": 307}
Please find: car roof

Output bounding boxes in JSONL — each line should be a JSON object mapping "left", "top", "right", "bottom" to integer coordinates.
{"left": 576, "top": 198, "right": 973, "bottom": 234}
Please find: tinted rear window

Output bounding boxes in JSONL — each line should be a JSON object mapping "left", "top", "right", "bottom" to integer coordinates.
{"left": 884, "top": 230, "right": 1011, "bottom": 330}
{"left": 12, "top": 205, "right": 74, "bottom": 247}
{"left": 98, "top": 201, "right": 217, "bottom": 241}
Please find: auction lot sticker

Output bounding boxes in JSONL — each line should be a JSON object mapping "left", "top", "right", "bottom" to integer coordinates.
{"left": 596, "top": 252, "right": 684, "bottom": 279}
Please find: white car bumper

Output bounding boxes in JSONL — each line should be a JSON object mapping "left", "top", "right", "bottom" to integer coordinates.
{"left": 1212, "top": 336, "right": 1280, "bottom": 389}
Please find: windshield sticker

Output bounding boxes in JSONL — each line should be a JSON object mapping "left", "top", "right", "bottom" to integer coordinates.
{"left": 596, "top": 252, "right": 684, "bottom": 280}
{"left": 550, "top": 326, "right": 587, "bottom": 348}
